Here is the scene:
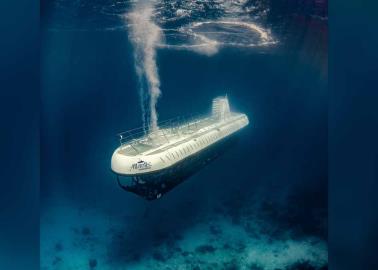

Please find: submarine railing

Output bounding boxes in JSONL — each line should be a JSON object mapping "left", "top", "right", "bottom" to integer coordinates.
{"left": 117, "top": 113, "right": 212, "bottom": 147}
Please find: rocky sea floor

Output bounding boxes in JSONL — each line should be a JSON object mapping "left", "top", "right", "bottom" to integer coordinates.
{"left": 41, "top": 190, "right": 327, "bottom": 270}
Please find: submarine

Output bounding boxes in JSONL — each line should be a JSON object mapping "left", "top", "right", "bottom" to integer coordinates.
{"left": 111, "top": 96, "right": 249, "bottom": 200}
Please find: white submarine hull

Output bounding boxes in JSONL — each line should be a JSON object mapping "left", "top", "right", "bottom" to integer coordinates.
{"left": 111, "top": 96, "right": 249, "bottom": 200}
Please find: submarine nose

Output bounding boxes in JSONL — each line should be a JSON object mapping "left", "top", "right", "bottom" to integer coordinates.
{"left": 111, "top": 149, "right": 133, "bottom": 175}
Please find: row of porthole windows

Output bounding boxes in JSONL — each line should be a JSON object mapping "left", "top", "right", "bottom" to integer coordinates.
{"left": 160, "top": 130, "right": 229, "bottom": 164}
{"left": 161, "top": 143, "right": 194, "bottom": 163}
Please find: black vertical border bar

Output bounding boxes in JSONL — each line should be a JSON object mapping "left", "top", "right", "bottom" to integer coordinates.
{"left": 329, "top": 0, "right": 378, "bottom": 269}
{"left": 0, "top": 0, "right": 40, "bottom": 269}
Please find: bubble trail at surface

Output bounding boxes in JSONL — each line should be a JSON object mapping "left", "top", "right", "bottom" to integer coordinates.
{"left": 159, "top": 20, "right": 277, "bottom": 56}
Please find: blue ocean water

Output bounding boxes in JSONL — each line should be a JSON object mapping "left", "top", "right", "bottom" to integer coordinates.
{"left": 41, "top": 1, "right": 327, "bottom": 269}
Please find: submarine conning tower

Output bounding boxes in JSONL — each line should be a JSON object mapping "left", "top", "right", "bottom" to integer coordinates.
{"left": 212, "top": 95, "right": 231, "bottom": 120}
{"left": 111, "top": 96, "right": 249, "bottom": 200}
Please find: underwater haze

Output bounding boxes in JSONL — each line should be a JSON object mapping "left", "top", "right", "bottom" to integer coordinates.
{"left": 41, "top": 0, "right": 328, "bottom": 269}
